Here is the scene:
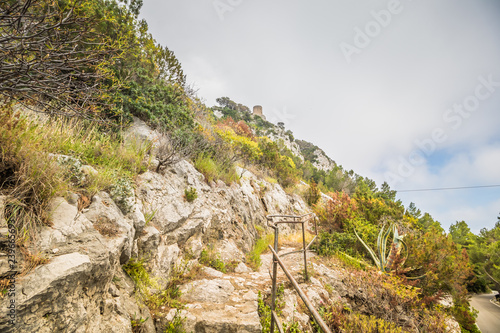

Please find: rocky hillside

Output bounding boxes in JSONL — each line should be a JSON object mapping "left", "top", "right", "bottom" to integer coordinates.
{"left": 0, "top": 118, "right": 308, "bottom": 332}
{"left": 212, "top": 98, "right": 336, "bottom": 173}
{"left": 295, "top": 140, "right": 336, "bottom": 172}
{"left": 0, "top": 117, "right": 463, "bottom": 333}
{"left": 0, "top": 2, "right": 480, "bottom": 331}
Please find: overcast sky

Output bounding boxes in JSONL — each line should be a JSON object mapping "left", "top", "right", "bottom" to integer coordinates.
{"left": 140, "top": 0, "right": 500, "bottom": 233}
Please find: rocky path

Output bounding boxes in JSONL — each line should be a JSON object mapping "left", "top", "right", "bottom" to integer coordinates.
{"left": 166, "top": 246, "right": 338, "bottom": 332}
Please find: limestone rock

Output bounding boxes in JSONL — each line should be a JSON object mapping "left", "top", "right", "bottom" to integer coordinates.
{"left": 242, "top": 290, "right": 258, "bottom": 301}
{"left": 312, "top": 148, "right": 336, "bottom": 172}
{"left": 202, "top": 266, "right": 224, "bottom": 278}
{"left": 83, "top": 192, "right": 135, "bottom": 264}
{"left": 81, "top": 165, "right": 98, "bottom": 176}
{"left": 180, "top": 301, "right": 262, "bottom": 333}
{"left": 219, "top": 239, "right": 245, "bottom": 262}
{"left": 180, "top": 279, "right": 235, "bottom": 304}
{"left": 152, "top": 243, "right": 181, "bottom": 286}
{"left": 37, "top": 197, "right": 93, "bottom": 251}
{"left": 127, "top": 202, "right": 147, "bottom": 232}
{"left": 0, "top": 227, "right": 11, "bottom": 277}
{"left": 124, "top": 116, "right": 160, "bottom": 145}
{"left": 0, "top": 252, "right": 103, "bottom": 333}
{"left": 235, "top": 262, "right": 253, "bottom": 273}
{"left": 184, "top": 235, "right": 203, "bottom": 257}
{"left": 305, "top": 288, "right": 325, "bottom": 308}
{"left": 136, "top": 225, "right": 160, "bottom": 258}
{"left": 18, "top": 253, "right": 91, "bottom": 303}
{"left": 445, "top": 316, "right": 461, "bottom": 333}
{"left": 191, "top": 308, "right": 261, "bottom": 333}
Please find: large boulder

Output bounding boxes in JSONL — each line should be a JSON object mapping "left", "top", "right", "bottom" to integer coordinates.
{"left": 38, "top": 196, "right": 93, "bottom": 251}
{"left": 0, "top": 188, "right": 155, "bottom": 333}
{"left": 83, "top": 192, "right": 135, "bottom": 264}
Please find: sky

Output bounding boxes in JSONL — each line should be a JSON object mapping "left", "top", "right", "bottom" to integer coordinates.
{"left": 140, "top": 0, "right": 500, "bottom": 234}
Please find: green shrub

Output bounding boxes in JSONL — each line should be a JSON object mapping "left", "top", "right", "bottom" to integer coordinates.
{"left": 247, "top": 234, "right": 274, "bottom": 270}
{"left": 257, "top": 291, "right": 272, "bottom": 332}
{"left": 219, "top": 166, "right": 239, "bottom": 185}
{"left": 256, "top": 139, "right": 299, "bottom": 188}
{"left": 194, "top": 154, "right": 218, "bottom": 183}
{"left": 451, "top": 300, "right": 480, "bottom": 333}
{"left": 335, "top": 251, "right": 368, "bottom": 271}
{"left": 109, "top": 177, "right": 134, "bottom": 214}
{"left": 184, "top": 187, "right": 197, "bottom": 202}
{"left": 320, "top": 303, "right": 404, "bottom": 333}
{"left": 123, "top": 258, "right": 194, "bottom": 312}
{"left": 255, "top": 225, "right": 265, "bottom": 237}
{"left": 257, "top": 284, "right": 287, "bottom": 333}
{"left": 143, "top": 207, "right": 157, "bottom": 225}
{"left": 123, "top": 259, "right": 150, "bottom": 287}
{"left": 164, "top": 309, "right": 186, "bottom": 333}
{"left": 131, "top": 314, "right": 149, "bottom": 333}
{"left": 193, "top": 154, "right": 239, "bottom": 185}
{"left": 306, "top": 181, "right": 321, "bottom": 206}
{"left": 314, "top": 231, "right": 359, "bottom": 257}
{"left": 199, "top": 249, "right": 227, "bottom": 273}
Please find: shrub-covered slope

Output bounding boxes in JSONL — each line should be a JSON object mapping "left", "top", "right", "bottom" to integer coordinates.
{"left": 0, "top": 1, "right": 492, "bottom": 332}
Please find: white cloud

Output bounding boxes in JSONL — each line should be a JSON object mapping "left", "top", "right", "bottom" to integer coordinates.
{"left": 140, "top": 0, "right": 500, "bottom": 233}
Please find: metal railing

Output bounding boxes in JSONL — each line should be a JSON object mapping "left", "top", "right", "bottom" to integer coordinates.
{"left": 266, "top": 213, "right": 331, "bottom": 333}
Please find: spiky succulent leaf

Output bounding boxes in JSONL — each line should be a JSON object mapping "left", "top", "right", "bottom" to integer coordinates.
{"left": 399, "top": 238, "right": 409, "bottom": 267}
{"left": 386, "top": 225, "right": 402, "bottom": 271}
{"left": 386, "top": 242, "right": 399, "bottom": 272}
{"left": 379, "top": 224, "right": 392, "bottom": 270}
{"left": 354, "top": 228, "right": 381, "bottom": 270}
{"left": 376, "top": 224, "right": 385, "bottom": 263}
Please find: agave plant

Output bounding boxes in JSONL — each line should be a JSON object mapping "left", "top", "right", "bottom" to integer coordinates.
{"left": 354, "top": 224, "right": 408, "bottom": 273}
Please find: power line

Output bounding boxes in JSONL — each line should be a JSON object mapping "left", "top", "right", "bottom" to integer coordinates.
{"left": 396, "top": 184, "right": 500, "bottom": 193}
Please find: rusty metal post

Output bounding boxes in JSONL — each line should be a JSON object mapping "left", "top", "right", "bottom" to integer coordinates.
{"left": 268, "top": 246, "right": 332, "bottom": 333}
{"left": 302, "top": 221, "right": 308, "bottom": 281}
{"left": 270, "top": 224, "right": 279, "bottom": 333}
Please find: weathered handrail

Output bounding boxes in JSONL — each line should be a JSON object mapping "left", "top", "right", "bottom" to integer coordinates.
{"left": 266, "top": 212, "right": 317, "bottom": 279}
{"left": 266, "top": 213, "right": 331, "bottom": 333}
{"left": 268, "top": 246, "right": 332, "bottom": 333}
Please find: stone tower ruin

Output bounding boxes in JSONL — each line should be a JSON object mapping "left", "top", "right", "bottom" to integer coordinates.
{"left": 253, "top": 105, "right": 266, "bottom": 120}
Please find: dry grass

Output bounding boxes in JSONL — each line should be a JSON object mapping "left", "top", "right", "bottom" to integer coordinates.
{"left": 93, "top": 216, "right": 120, "bottom": 237}
{"left": 19, "top": 247, "right": 49, "bottom": 276}
{"left": 238, "top": 164, "right": 266, "bottom": 179}
{"left": 279, "top": 231, "right": 315, "bottom": 247}
{"left": 0, "top": 103, "right": 148, "bottom": 246}
{"left": 247, "top": 234, "right": 275, "bottom": 270}
{"left": 284, "top": 183, "right": 307, "bottom": 197}
{"left": 0, "top": 279, "right": 9, "bottom": 298}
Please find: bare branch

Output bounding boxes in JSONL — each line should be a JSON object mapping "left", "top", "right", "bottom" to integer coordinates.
{"left": 0, "top": 0, "right": 119, "bottom": 119}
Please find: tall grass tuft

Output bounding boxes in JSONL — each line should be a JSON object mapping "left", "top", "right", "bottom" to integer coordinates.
{"left": 193, "top": 154, "right": 218, "bottom": 183}
{"left": 193, "top": 154, "right": 239, "bottom": 185}
{"left": 0, "top": 103, "right": 148, "bottom": 246}
{"left": 247, "top": 234, "right": 274, "bottom": 270}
